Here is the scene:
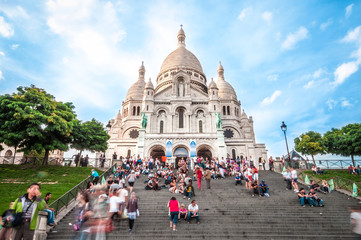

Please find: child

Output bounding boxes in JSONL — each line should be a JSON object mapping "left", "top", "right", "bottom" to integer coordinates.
{"left": 235, "top": 173, "right": 242, "bottom": 185}
{"left": 179, "top": 204, "right": 187, "bottom": 220}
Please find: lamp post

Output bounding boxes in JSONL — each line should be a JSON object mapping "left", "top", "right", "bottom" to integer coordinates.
{"left": 105, "top": 121, "right": 112, "bottom": 167}
{"left": 281, "top": 121, "right": 291, "bottom": 168}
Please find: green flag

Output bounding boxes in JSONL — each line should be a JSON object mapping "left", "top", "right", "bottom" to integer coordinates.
{"left": 304, "top": 175, "right": 310, "bottom": 185}
{"left": 353, "top": 183, "right": 358, "bottom": 197}
{"left": 101, "top": 176, "right": 106, "bottom": 185}
{"left": 113, "top": 166, "right": 116, "bottom": 174}
{"left": 328, "top": 179, "right": 334, "bottom": 191}
{"left": 281, "top": 166, "right": 286, "bottom": 174}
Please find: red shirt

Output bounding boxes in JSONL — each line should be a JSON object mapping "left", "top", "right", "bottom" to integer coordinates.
{"left": 169, "top": 199, "right": 179, "bottom": 212}
{"left": 196, "top": 169, "right": 203, "bottom": 179}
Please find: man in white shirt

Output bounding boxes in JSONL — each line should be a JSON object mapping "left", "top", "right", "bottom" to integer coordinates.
{"left": 118, "top": 185, "right": 128, "bottom": 216}
{"left": 283, "top": 169, "right": 292, "bottom": 190}
{"left": 109, "top": 189, "right": 121, "bottom": 221}
{"left": 187, "top": 200, "right": 200, "bottom": 224}
{"left": 291, "top": 168, "right": 299, "bottom": 192}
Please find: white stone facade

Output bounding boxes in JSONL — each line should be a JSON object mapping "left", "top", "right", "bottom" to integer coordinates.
{"left": 106, "top": 28, "right": 267, "bottom": 166}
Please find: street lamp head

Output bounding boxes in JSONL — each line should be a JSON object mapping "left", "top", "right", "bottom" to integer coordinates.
{"left": 281, "top": 121, "right": 287, "bottom": 132}
{"left": 106, "top": 121, "right": 111, "bottom": 132}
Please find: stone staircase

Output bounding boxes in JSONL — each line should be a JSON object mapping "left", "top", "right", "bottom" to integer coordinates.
{"left": 47, "top": 171, "right": 359, "bottom": 239}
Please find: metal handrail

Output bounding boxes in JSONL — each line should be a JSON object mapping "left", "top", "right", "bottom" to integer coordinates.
{"left": 298, "top": 171, "right": 361, "bottom": 197}
{"left": 49, "top": 163, "right": 116, "bottom": 215}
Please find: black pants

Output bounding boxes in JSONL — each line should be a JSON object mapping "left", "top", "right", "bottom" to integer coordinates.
{"left": 14, "top": 221, "right": 34, "bottom": 240}
{"left": 286, "top": 179, "right": 292, "bottom": 189}
{"left": 129, "top": 219, "right": 135, "bottom": 229}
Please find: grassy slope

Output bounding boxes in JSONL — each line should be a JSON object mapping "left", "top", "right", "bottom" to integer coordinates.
{"left": 303, "top": 170, "right": 361, "bottom": 182}
{"left": 0, "top": 165, "right": 103, "bottom": 214}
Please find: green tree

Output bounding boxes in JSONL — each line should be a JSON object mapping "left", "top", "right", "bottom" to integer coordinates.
{"left": 0, "top": 86, "right": 76, "bottom": 165}
{"left": 294, "top": 131, "right": 325, "bottom": 165}
{"left": 71, "top": 119, "right": 110, "bottom": 165}
{"left": 324, "top": 124, "right": 361, "bottom": 166}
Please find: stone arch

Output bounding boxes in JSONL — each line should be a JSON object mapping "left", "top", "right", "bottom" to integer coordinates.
{"left": 196, "top": 144, "right": 213, "bottom": 160}
{"left": 222, "top": 125, "right": 242, "bottom": 138}
{"left": 148, "top": 145, "right": 166, "bottom": 160}
{"left": 122, "top": 126, "right": 140, "bottom": 138}
{"left": 5, "top": 150, "right": 12, "bottom": 159}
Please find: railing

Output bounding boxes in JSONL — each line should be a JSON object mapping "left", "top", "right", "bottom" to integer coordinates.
{"left": 0, "top": 156, "right": 63, "bottom": 165}
{"left": 49, "top": 163, "right": 116, "bottom": 216}
{"left": 62, "top": 157, "right": 114, "bottom": 169}
{"left": 298, "top": 171, "right": 361, "bottom": 197}
{"left": 315, "top": 160, "right": 361, "bottom": 169}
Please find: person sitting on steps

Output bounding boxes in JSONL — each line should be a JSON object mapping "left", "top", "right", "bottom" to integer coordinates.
{"left": 183, "top": 181, "right": 195, "bottom": 200}
{"left": 308, "top": 188, "right": 324, "bottom": 207}
{"left": 259, "top": 180, "right": 269, "bottom": 197}
{"left": 187, "top": 200, "right": 200, "bottom": 224}
{"left": 298, "top": 188, "right": 314, "bottom": 207}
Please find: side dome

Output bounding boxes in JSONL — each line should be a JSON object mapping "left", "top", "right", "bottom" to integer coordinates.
{"left": 125, "top": 62, "right": 146, "bottom": 101}
{"left": 216, "top": 62, "right": 237, "bottom": 100}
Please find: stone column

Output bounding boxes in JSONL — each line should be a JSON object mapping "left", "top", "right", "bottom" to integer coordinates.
{"left": 33, "top": 211, "right": 48, "bottom": 240}
{"left": 136, "top": 129, "right": 146, "bottom": 158}
{"left": 217, "top": 129, "right": 227, "bottom": 159}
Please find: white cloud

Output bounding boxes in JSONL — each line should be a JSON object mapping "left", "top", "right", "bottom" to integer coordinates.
{"left": 0, "top": 69, "right": 3, "bottom": 80}
{"left": 342, "top": 26, "right": 361, "bottom": 43}
{"left": 267, "top": 74, "right": 278, "bottom": 81}
{"left": 303, "top": 80, "right": 314, "bottom": 89}
{"left": 0, "top": 51, "right": 5, "bottom": 57}
{"left": 320, "top": 19, "right": 333, "bottom": 31}
{"left": 238, "top": 7, "right": 252, "bottom": 21}
{"left": 262, "top": 11, "right": 273, "bottom": 24}
{"left": 0, "top": 5, "right": 29, "bottom": 19}
{"left": 345, "top": 3, "right": 354, "bottom": 18}
{"left": 0, "top": 16, "right": 14, "bottom": 37}
{"left": 341, "top": 99, "right": 351, "bottom": 107}
{"left": 261, "top": 90, "right": 282, "bottom": 106}
{"left": 326, "top": 99, "right": 337, "bottom": 110}
{"left": 11, "top": 44, "right": 19, "bottom": 50}
{"left": 313, "top": 68, "right": 324, "bottom": 78}
{"left": 333, "top": 61, "right": 359, "bottom": 86}
{"left": 281, "top": 26, "right": 308, "bottom": 50}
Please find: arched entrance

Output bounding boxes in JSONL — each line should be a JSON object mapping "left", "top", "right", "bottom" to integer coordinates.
{"left": 197, "top": 145, "right": 212, "bottom": 160}
{"left": 149, "top": 146, "right": 165, "bottom": 161}
{"left": 173, "top": 147, "right": 188, "bottom": 168}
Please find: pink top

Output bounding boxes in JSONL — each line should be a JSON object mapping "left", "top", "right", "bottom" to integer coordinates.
{"left": 180, "top": 208, "right": 187, "bottom": 213}
{"left": 169, "top": 200, "right": 179, "bottom": 212}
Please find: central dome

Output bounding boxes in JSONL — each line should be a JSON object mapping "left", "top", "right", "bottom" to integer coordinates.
{"left": 159, "top": 27, "right": 204, "bottom": 75}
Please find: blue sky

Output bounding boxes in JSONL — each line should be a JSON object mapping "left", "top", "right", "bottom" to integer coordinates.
{"left": 0, "top": 0, "right": 360, "bottom": 159}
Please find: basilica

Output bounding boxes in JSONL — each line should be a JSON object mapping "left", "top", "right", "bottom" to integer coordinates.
{"left": 106, "top": 27, "right": 267, "bottom": 165}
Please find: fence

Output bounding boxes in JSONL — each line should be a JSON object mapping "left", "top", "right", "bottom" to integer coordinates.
{"left": 298, "top": 171, "right": 361, "bottom": 197}
{"left": 315, "top": 160, "right": 361, "bottom": 169}
{"left": 49, "top": 163, "right": 116, "bottom": 216}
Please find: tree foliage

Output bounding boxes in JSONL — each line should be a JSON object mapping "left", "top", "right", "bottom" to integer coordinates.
{"left": 324, "top": 124, "right": 361, "bottom": 166}
{"left": 71, "top": 119, "right": 110, "bottom": 155}
{"left": 294, "top": 131, "right": 325, "bottom": 165}
{"left": 0, "top": 86, "right": 76, "bottom": 165}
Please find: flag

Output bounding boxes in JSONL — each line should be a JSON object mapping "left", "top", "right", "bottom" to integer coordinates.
{"left": 353, "top": 183, "right": 358, "bottom": 197}
{"left": 113, "top": 166, "right": 116, "bottom": 174}
{"left": 304, "top": 175, "right": 310, "bottom": 185}
{"left": 101, "top": 176, "right": 106, "bottom": 185}
{"left": 281, "top": 166, "right": 286, "bottom": 174}
{"left": 328, "top": 179, "right": 334, "bottom": 191}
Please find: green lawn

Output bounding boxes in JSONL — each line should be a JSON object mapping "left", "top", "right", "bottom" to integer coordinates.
{"left": 303, "top": 170, "right": 361, "bottom": 182}
{"left": 0, "top": 165, "right": 103, "bottom": 214}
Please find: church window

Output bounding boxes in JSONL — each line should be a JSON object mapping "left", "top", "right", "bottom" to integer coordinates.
{"left": 178, "top": 79, "right": 185, "bottom": 97}
{"left": 227, "top": 106, "right": 230, "bottom": 115}
{"left": 199, "top": 120, "right": 203, "bottom": 133}
{"left": 223, "top": 106, "right": 226, "bottom": 115}
{"left": 147, "top": 105, "right": 149, "bottom": 111}
{"left": 235, "top": 107, "right": 236, "bottom": 116}
{"left": 127, "top": 149, "right": 131, "bottom": 158}
{"left": 214, "top": 105, "right": 216, "bottom": 111}
{"left": 132, "top": 106, "right": 136, "bottom": 116}
{"left": 179, "top": 109, "right": 184, "bottom": 128}
{"left": 137, "top": 106, "right": 140, "bottom": 116}
{"left": 213, "top": 91, "right": 215, "bottom": 95}
{"left": 148, "top": 91, "right": 150, "bottom": 95}
{"left": 232, "top": 149, "right": 236, "bottom": 160}
{"left": 160, "top": 120, "right": 164, "bottom": 133}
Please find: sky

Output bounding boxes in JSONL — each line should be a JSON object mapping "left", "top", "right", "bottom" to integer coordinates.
{"left": 0, "top": 0, "right": 360, "bottom": 160}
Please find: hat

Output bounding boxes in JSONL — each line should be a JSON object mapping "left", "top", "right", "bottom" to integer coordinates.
{"left": 131, "top": 170, "right": 135, "bottom": 173}
{"left": 261, "top": 180, "right": 265, "bottom": 183}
